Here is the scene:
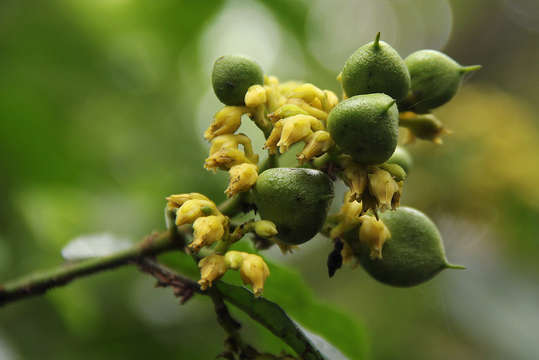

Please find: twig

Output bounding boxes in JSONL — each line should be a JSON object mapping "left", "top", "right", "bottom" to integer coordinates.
{"left": 0, "top": 191, "right": 254, "bottom": 308}
{"left": 0, "top": 231, "right": 183, "bottom": 307}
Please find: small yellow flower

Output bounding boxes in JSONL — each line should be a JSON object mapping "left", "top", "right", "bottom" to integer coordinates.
{"left": 239, "top": 254, "right": 270, "bottom": 297}
{"left": 330, "top": 191, "right": 363, "bottom": 239}
{"left": 166, "top": 193, "right": 210, "bottom": 211}
{"left": 277, "top": 115, "right": 313, "bottom": 153}
{"left": 224, "top": 251, "right": 270, "bottom": 297}
{"left": 205, "top": 134, "right": 258, "bottom": 171}
{"left": 198, "top": 254, "right": 227, "bottom": 290}
{"left": 341, "top": 160, "right": 368, "bottom": 202}
{"left": 244, "top": 84, "right": 267, "bottom": 108}
{"left": 368, "top": 168, "right": 400, "bottom": 210}
{"left": 204, "top": 106, "right": 248, "bottom": 141}
{"left": 265, "top": 114, "right": 324, "bottom": 154}
{"left": 253, "top": 220, "right": 278, "bottom": 238}
{"left": 190, "top": 215, "right": 227, "bottom": 252}
{"left": 225, "top": 163, "right": 258, "bottom": 197}
{"left": 175, "top": 199, "right": 219, "bottom": 226}
{"left": 297, "top": 130, "right": 333, "bottom": 164}
{"left": 358, "top": 215, "right": 391, "bottom": 260}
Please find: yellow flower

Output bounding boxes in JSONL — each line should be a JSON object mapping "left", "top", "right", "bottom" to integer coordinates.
{"left": 277, "top": 115, "right": 314, "bottom": 153}
{"left": 265, "top": 114, "right": 325, "bottom": 154}
{"left": 224, "top": 251, "right": 270, "bottom": 297}
{"left": 358, "top": 215, "right": 391, "bottom": 260}
{"left": 244, "top": 84, "right": 267, "bottom": 108}
{"left": 341, "top": 160, "right": 368, "bottom": 202}
{"left": 175, "top": 199, "right": 219, "bottom": 226}
{"left": 205, "top": 134, "right": 258, "bottom": 171}
{"left": 368, "top": 168, "right": 401, "bottom": 210}
{"left": 330, "top": 191, "right": 363, "bottom": 239}
{"left": 165, "top": 193, "right": 210, "bottom": 211}
{"left": 190, "top": 215, "right": 227, "bottom": 252}
{"left": 198, "top": 254, "right": 227, "bottom": 290}
{"left": 297, "top": 130, "right": 333, "bottom": 164}
{"left": 324, "top": 90, "right": 339, "bottom": 111}
{"left": 204, "top": 106, "right": 248, "bottom": 141}
{"left": 225, "top": 163, "right": 258, "bottom": 197}
{"left": 253, "top": 220, "right": 278, "bottom": 238}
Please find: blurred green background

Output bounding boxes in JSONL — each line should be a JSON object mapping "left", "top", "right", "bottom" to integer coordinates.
{"left": 1, "top": 0, "right": 538, "bottom": 359}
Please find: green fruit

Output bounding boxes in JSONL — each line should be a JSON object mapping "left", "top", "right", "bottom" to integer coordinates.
{"left": 358, "top": 206, "right": 463, "bottom": 287}
{"left": 386, "top": 146, "right": 413, "bottom": 174}
{"left": 341, "top": 33, "right": 411, "bottom": 101}
{"left": 253, "top": 168, "right": 334, "bottom": 245}
{"left": 404, "top": 49, "right": 481, "bottom": 113}
{"left": 212, "top": 55, "right": 264, "bottom": 106}
{"left": 327, "top": 93, "right": 399, "bottom": 164}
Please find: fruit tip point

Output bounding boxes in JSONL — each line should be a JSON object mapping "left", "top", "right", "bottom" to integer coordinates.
{"left": 460, "top": 65, "right": 482, "bottom": 73}
{"left": 374, "top": 32, "right": 381, "bottom": 48}
{"left": 446, "top": 263, "right": 466, "bottom": 270}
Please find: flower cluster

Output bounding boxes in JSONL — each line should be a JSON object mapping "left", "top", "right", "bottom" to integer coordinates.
{"left": 166, "top": 37, "right": 479, "bottom": 292}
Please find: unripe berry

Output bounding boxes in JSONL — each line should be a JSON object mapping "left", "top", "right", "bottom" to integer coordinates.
{"left": 212, "top": 55, "right": 264, "bottom": 106}
{"left": 357, "top": 206, "right": 464, "bottom": 287}
{"left": 341, "top": 33, "right": 411, "bottom": 100}
{"left": 253, "top": 168, "right": 334, "bottom": 245}
{"left": 386, "top": 146, "right": 413, "bottom": 174}
{"left": 327, "top": 93, "right": 399, "bottom": 164}
{"left": 403, "top": 49, "right": 481, "bottom": 113}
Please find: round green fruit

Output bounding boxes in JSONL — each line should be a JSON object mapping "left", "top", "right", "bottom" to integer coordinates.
{"left": 341, "top": 33, "right": 410, "bottom": 101}
{"left": 404, "top": 49, "right": 481, "bottom": 113}
{"left": 212, "top": 55, "right": 264, "bottom": 106}
{"left": 253, "top": 168, "right": 334, "bottom": 245}
{"left": 357, "top": 206, "right": 463, "bottom": 287}
{"left": 327, "top": 93, "right": 399, "bottom": 164}
{"left": 386, "top": 146, "right": 413, "bottom": 174}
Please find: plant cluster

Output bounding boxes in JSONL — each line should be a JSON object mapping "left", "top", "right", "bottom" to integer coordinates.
{"left": 167, "top": 33, "right": 479, "bottom": 295}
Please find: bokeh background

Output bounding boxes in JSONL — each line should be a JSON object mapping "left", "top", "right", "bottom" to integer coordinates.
{"left": 1, "top": 0, "right": 539, "bottom": 359}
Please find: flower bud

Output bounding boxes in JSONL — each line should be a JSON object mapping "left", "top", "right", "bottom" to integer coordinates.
{"left": 198, "top": 254, "right": 227, "bottom": 290}
{"left": 175, "top": 199, "right": 219, "bottom": 226}
{"left": 368, "top": 168, "right": 401, "bottom": 210}
{"left": 204, "top": 106, "right": 247, "bottom": 141}
{"left": 166, "top": 193, "right": 210, "bottom": 211}
{"left": 190, "top": 215, "right": 227, "bottom": 252}
{"left": 358, "top": 215, "right": 391, "bottom": 260}
{"left": 399, "top": 112, "right": 450, "bottom": 144}
{"left": 297, "top": 130, "right": 333, "bottom": 164}
{"left": 253, "top": 220, "right": 278, "bottom": 238}
{"left": 225, "top": 163, "right": 259, "bottom": 197}
{"left": 244, "top": 84, "right": 267, "bottom": 107}
{"left": 224, "top": 251, "right": 270, "bottom": 296}
{"left": 224, "top": 250, "right": 245, "bottom": 270}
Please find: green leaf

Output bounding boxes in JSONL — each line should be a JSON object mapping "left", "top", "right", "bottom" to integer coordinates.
{"left": 160, "top": 242, "right": 368, "bottom": 359}
{"left": 215, "top": 281, "right": 327, "bottom": 360}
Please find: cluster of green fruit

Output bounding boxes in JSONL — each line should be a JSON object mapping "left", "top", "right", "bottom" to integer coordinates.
{"left": 167, "top": 34, "right": 478, "bottom": 293}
